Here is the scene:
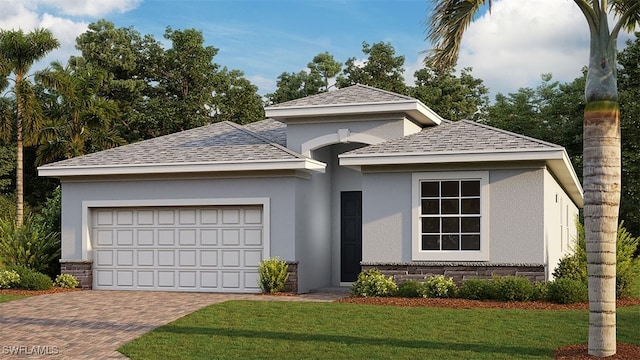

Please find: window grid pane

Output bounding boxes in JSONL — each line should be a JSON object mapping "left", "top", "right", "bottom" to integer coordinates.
{"left": 420, "top": 179, "right": 481, "bottom": 251}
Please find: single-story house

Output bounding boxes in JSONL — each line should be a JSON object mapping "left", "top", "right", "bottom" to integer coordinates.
{"left": 38, "top": 84, "right": 582, "bottom": 293}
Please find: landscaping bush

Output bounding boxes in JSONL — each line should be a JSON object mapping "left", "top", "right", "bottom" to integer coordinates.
{"left": 54, "top": 273, "right": 79, "bottom": 288}
{"left": 397, "top": 280, "right": 422, "bottom": 297}
{"left": 351, "top": 269, "right": 397, "bottom": 297}
{"left": 552, "top": 254, "right": 587, "bottom": 283}
{"left": 420, "top": 275, "right": 457, "bottom": 298}
{"left": 492, "top": 276, "right": 535, "bottom": 302}
{"left": 257, "top": 257, "right": 289, "bottom": 293}
{"left": 6, "top": 265, "right": 53, "bottom": 290}
{"left": 562, "top": 221, "right": 640, "bottom": 299}
{"left": 0, "top": 215, "right": 61, "bottom": 278}
{"left": 531, "top": 281, "right": 548, "bottom": 301}
{"left": 0, "top": 269, "right": 20, "bottom": 289}
{"left": 546, "top": 278, "right": 588, "bottom": 304}
{"left": 457, "top": 278, "right": 496, "bottom": 300}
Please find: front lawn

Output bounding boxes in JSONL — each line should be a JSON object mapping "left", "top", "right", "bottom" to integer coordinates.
{"left": 0, "top": 294, "right": 28, "bottom": 303}
{"left": 119, "top": 301, "right": 640, "bottom": 359}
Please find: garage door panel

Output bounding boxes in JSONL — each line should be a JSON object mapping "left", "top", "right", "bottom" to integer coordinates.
{"left": 92, "top": 206, "right": 263, "bottom": 292}
{"left": 137, "top": 271, "right": 154, "bottom": 287}
{"left": 117, "top": 230, "right": 134, "bottom": 245}
{"left": 137, "top": 230, "right": 154, "bottom": 246}
{"left": 200, "top": 229, "right": 218, "bottom": 245}
{"left": 117, "top": 250, "right": 134, "bottom": 266}
{"left": 96, "top": 250, "right": 113, "bottom": 266}
{"left": 179, "top": 250, "right": 197, "bottom": 266}
{"left": 117, "top": 211, "right": 134, "bottom": 225}
{"left": 97, "top": 230, "right": 113, "bottom": 246}
{"left": 138, "top": 250, "right": 154, "bottom": 266}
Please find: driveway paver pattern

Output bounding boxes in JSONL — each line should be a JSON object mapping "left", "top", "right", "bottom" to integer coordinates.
{"left": 0, "top": 290, "right": 345, "bottom": 359}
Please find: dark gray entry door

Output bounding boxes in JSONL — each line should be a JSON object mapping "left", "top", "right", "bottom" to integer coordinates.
{"left": 341, "top": 191, "right": 362, "bottom": 282}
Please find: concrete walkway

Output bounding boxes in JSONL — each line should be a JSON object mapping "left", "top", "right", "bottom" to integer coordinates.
{"left": 0, "top": 290, "right": 345, "bottom": 359}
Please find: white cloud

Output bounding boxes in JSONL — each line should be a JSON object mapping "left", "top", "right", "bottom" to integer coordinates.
{"left": 458, "top": 0, "right": 589, "bottom": 97}
{"left": 38, "top": 0, "right": 142, "bottom": 17}
{"left": 0, "top": 0, "right": 141, "bottom": 72}
{"left": 247, "top": 75, "right": 276, "bottom": 95}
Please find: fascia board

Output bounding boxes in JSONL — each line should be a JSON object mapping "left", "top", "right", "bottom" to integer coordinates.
{"left": 265, "top": 100, "right": 442, "bottom": 125}
{"left": 38, "top": 158, "right": 326, "bottom": 177}
{"left": 339, "top": 148, "right": 566, "bottom": 165}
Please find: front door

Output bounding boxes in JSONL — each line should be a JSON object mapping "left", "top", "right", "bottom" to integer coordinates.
{"left": 341, "top": 191, "right": 362, "bottom": 282}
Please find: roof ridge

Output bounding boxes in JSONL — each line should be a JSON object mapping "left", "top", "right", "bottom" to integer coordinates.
{"left": 459, "top": 120, "right": 562, "bottom": 148}
{"left": 352, "top": 83, "right": 414, "bottom": 101}
{"left": 224, "top": 121, "right": 305, "bottom": 159}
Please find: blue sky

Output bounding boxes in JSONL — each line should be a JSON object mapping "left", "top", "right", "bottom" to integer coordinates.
{"left": 1, "top": 0, "right": 637, "bottom": 99}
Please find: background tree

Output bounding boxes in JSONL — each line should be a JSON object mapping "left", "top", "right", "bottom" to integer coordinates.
{"left": 410, "top": 65, "right": 489, "bottom": 121}
{"left": 211, "top": 67, "right": 265, "bottom": 124}
{"left": 266, "top": 70, "right": 324, "bottom": 104}
{"left": 35, "top": 59, "right": 124, "bottom": 164}
{"left": 337, "top": 41, "right": 406, "bottom": 93}
{"left": 618, "top": 32, "right": 640, "bottom": 239}
{"left": 308, "top": 52, "right": 342, "bottom": 92}
{"left": 0, "top": 29, "right": 59, "bottom": 226}
{"left": 74, "top": 20, "right": 151, "bottom": 142}
{"left": 425, "top": 1, "right": 640, "bottom": 356}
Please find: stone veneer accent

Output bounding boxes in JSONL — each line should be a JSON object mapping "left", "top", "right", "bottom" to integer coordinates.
{"left": 284, "top": 261, "right": 299, "bottom": 293}
{"left": 60, "top": 260, "right": 94, "bottom": 289}
{"left": 361, "top": 262, "right": 546, "bottom": 285}
{"left": 59, "top": 259, "right": 300, "bottom": 293}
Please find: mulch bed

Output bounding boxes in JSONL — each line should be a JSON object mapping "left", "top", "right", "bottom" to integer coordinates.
{"left": 337, "top": 296, "right": 640, "bottom": 359}
{"left": 0, "top": 287, "right": 81, "bottom": 296}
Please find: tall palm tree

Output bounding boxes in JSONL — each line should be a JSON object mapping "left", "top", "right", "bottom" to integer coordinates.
{"left": 0, "top": 29, "right": 59, "bottom": 226}
{"left": 425, "top": 1, "right": 639, "bottom": 356}
{"left": 35, "top": 59, "right": 124, "bottom": 164}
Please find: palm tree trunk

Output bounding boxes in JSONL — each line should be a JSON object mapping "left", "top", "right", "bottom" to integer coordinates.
{"left": 15, "top": 76, "right": 24, "bottom": 227}
{"left": 584, "top": 101, "right": 620, "bottom": 357}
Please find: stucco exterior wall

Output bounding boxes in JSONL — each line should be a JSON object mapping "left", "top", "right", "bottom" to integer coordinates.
{"left": 543, "top": 169, "right": 580, "bottom": 279}
{"left": 361, "top": 166, "right": 550, "bottom": 265}
{"left": 296, "top": 147, "right": 332, "bottom": 292}
{"left": 60, "top": 176, "right": 301, "bottom": 264}
{"left": 286, "top": 115, "right": 417, "bottom": 154}
{"left": 489, "top": 168, "right": 545, "bottom": 263}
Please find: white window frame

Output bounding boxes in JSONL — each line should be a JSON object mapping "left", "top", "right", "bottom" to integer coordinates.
{"left": 412, "top": 171, "right": 490, "bottom": 261}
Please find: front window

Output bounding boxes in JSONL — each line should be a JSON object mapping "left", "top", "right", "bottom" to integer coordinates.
{"left": 412, "top": 172, "right": 489, "bottom": 261}
{"left": 420, "top": 180, "right": 481, "bottom": 251}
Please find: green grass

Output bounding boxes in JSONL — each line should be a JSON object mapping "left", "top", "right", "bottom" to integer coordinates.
{"left": 0, "top": 294, "right": 28, "bottom": 303}
{"left": 119, "top": 301, "right": 640, "bottom": 360}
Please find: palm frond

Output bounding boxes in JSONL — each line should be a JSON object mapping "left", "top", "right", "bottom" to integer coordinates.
{"left": 425, "top": 0, "right": 491, "bottom": 72}
{"left": 610, "top": 0, "right": 640, "bottom": 37}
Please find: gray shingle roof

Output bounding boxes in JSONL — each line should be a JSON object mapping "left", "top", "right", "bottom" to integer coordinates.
{"left": 40, "top": 121, "right": 299, "bottom": 168}
{"left": 243, "top": 118, "right": 286, "bottom": 146}
{"left": 343, "top": 120, "right": 562, "bottom": 156}
{"left": 267, "top": 84, "right": 413, "bottom": 108}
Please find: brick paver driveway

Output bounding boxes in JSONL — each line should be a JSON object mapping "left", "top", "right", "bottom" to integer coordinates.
{"left": 0, "top": 290, "right": 344, "bottom": 359}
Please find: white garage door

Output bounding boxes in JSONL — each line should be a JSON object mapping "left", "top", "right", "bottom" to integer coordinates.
{"left": 91, "top": 206, "right": 264, "bottom": 293}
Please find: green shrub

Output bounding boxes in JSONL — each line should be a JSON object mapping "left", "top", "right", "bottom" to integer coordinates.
{"left": 420, "top": 275, "right": 457, "bottom": 298}
{"left": 54, "top": 273, "right": 79, "bottom": 288}
{"left": 257, "top": 257, "right": 289, "bottom": 294}
{"left": 553, "top": 254, "right": 587, "bottom": 283}
{"left": 6, "top": 265, "right": 53, "bottom": 290}
{"left": 351, "top": 269, "right": 397, "bottom": 297}
{"left": 492, "top": 276, "right": 535, "bottom": 302}
{"left": 0, "top": 269, "right": 20, "bottom": 289}
{"left": 397, "top": 280, "right": 422, "bottom": 298}
{"left": 546, "top": 278, "right": 588, "bottom": 304}
{"left": 570, "top": 221, "right": 640, "bottom": 299}
{"left": 531, "top": 282, "right": 548, "bottom": 301}
{"left": 457, "top": 278, "right": 494, "bottom": 300}
{"left": 0, "top": 215, "right": 61, "bottom": 278}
